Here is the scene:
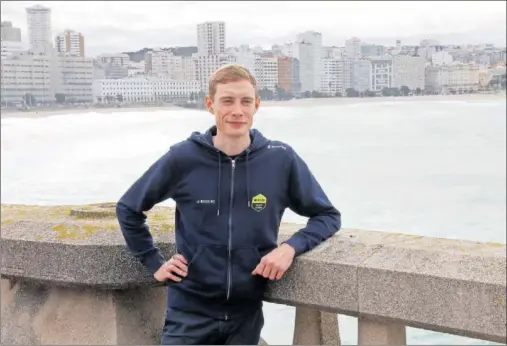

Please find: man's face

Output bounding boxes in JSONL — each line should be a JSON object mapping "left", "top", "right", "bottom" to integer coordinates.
{"left": 205, "top": 79, "right": 260, "bottom": 138}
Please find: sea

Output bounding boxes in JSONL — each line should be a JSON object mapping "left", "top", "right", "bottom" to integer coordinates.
{"left": 1, "top": 95, "right": 505, "bottom": 345}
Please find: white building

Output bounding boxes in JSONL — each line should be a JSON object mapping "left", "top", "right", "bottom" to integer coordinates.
{"left": 194, "top": 54, "right": 236, "bottom": 90}
{"left": 418, "top": 39, "right": 440, "bottom": 61}
{"left": 345, "top": 37, "right": 362, "bottom": 59}
{"left": 55, "top": 30, "right": 85, "bottom": 57}
{"left": 1, "top": 22, "right": 24, "bottom": 58}
{"left": 297, "top": 31, "right": 322, "bottom": 93}
{"left": 228, "top": 45, "right": 256, "bottom": 77}
{"left": 341, "top": 58, "right": 353, "bottom": 90}
{"left": 1, "top": 21, "right": 22, "bottom": 41}
{"left": 282, "top": 43, "right": 299, "bottom": 59}
{"left": 54, "top": 56, "right": 94, "bottom": 102}
{"left": 256, "top": 56, "right": 278, "bottom": 91}
{"left": 197, "top": 21, "right": 225, "bottom": 56}
{"left": 144, "top": 49, "right": 195, "bottom": 81}
{"left": 370, "top": 56, "right": 393, "bottom": 93}
{"left": 392, "top": 54, "right": 425, "bottom": 90}
{"left": 1, "top": 53, "right": 54, "bottom": 105}
{"left": 26, "top": 4, "right": 52, "bottom": 53}
{"left": 0, "top": 51, "right": 94, "bottom": 105}
{"left": 425, "top": 63, "right": 480, "bottom": 92}
{"left": 1, "top": 39, "right": 24, "bottom": 58}
{"left": 431, "top": 51, "right": 453, "bottom": 66}
{"left": 320, "top": 57, "right": 342, "bottom": 95}
{"left": 352, "top": 58, "right": 371, "bottom": 92}
{"left": 127, "top": 61, "right": 146, "bottom": 76}
{"left": 96, "top": 53, "right": 130, "bottom": 67}
{"left": 92, "top": 77, "right": 200, "bottom": 103}
{"left": 322, "top": 46, "right": 346, "bottom": 59}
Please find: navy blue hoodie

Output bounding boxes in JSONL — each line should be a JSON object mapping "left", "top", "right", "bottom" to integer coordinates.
{"left": 116, "top": 126, "right": 341, "bottom": 320}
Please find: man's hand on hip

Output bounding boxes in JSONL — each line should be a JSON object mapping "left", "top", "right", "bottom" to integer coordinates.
{"left": 252, "top": 243, "right": 296, "bottom": 280}
{"left": 154, "top": 254, "right": 188, "bottom": 282}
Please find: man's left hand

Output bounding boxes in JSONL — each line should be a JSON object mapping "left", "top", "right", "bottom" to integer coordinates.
{"left": 252, "top": 243, "right": 296, "bottom": 280}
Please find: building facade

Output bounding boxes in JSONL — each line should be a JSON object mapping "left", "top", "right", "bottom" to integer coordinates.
{"left": 26, "top": 5, "right": 52, "bottom": 53}
{"left": 55, "top": 30, "right": 85, "bottom": 57}
{"left": 92, "top": 77, "right": 200, "bottom": 103}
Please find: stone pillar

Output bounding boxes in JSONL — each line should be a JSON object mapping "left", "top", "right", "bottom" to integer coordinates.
{"left": 1, "top": 279, "right": 167, "bottom": 345}
{"left": 293, "top": 306, "right": 340, "bottom": 345}
{"left": 357, "top": 317, "right": 406, "bottom": 345}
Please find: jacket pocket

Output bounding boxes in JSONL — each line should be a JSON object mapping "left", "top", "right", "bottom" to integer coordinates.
{"left": 183, "top": 245, "right": 228, "bottom": 299}
{"left": 230, "top": 247, "right": 267, "bottom": 302}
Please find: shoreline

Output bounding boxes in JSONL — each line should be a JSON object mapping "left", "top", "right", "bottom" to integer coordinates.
{"left": 1, "top": 93, "right": 505, "bottom": 120}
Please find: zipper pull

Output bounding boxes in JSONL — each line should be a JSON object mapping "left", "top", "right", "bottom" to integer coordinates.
{"left": 231, "top": 159, "right": 236, "bottom": 169}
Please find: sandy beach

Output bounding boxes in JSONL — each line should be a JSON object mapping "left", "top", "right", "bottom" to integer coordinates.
{"left": 1, "top": 93, "right": 504, "bottom": 120}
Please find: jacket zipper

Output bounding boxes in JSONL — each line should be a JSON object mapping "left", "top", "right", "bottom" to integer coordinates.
{"left": 225, "top": 158, "right": 236, "bottom": 319}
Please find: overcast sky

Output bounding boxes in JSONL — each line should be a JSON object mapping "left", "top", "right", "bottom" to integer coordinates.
{"left": 1, "top": 1, "right": 506, "bottom": 56}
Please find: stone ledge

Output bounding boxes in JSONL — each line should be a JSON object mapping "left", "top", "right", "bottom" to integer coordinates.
{"left": 1, "top": 204, "right": 506, "bottom": 343}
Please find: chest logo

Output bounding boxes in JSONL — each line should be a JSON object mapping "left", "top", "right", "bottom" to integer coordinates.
{"left": 251, "top": 194, "right": 267, "bottom": 212}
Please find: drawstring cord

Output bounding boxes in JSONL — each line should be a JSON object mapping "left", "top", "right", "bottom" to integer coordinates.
{"left": 217, "top": 152, "right": 221, "bottom": 215}
{"left": 246, "top": 149, "right": 251, "bottom": 208}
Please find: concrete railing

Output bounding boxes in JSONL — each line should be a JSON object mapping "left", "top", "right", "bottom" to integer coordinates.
{"left": 1, "top": 203, "right": 506, "bottom": 345}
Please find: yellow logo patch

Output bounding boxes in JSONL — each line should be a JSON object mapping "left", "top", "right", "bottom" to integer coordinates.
{"left": 251, "top": 194, "right": 267, "bottom": 212}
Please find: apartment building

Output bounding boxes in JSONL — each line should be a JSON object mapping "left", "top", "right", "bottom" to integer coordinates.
{"left": 297, "top": 31, "right": 322, "bottom": 93}
{"left": 277, "top": 56, "right": 300, "bottom": 96}
{"left": 144, "top": 49, "right": 195, "bottom": 81}
{"left": 54, "top": 56, "right": 94, "bottom": 102}
{"left": 432, "top": 51, "right": 453, "bottom": 66}
{"left": 392, "top": 54, "right": 425, "bottom": 90}
{"left": 55, "top": 30, "right": 85, "bottom": 57}
{"left": 92, "top": 77, "right": 200, "bottom": 103}
{"left": 256, "top": 56, "right": 278, "bottom": 92}
{"left": 1, "top": 53, "right": 54, "bottom": 105}
{"left": 1, "top": 22, "right": 24, "bottom": 58}
{"left": 197, "top": 21, "right": 225, "bottom": 56}
{"left": 345, "top": 37, "right": 362, "bottom": 59}
{"left": 194, "top": 54, "right": 236, "bottom": 89}
{"left": 320, "top": 57, "right": 342, "bottom": 95}
{"left": 26, "top": 4, "right": 52, "bottom": 53}
{"left": 352, "top": 58, "right": 371, "bottom": 92}
{"left": 370, "top": 56, "right": 393, "bottom": 93}
{"left": 425, "top": 63, "right": 481, "bottom": 92}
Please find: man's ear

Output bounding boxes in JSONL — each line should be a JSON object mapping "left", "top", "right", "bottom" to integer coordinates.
{"left": 254, "top": 96, "right": 261, "bottom": 112}
{"left": 205, "top": 95, "right": 214, "bottom": 114}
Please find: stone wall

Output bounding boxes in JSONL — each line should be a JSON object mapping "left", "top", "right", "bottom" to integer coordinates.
{"left": 1, "top": 203, "right": 506, "bottom": 345}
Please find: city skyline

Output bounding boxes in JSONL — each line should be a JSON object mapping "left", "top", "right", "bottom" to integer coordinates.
{"left": 1, "top": 1, "right": 506, "bottom": 56}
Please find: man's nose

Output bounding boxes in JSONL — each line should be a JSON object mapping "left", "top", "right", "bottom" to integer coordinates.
{"left": 231, "top": 102, "right": 243, "bottom": 116}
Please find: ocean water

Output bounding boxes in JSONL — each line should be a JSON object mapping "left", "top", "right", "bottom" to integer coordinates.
{"left": 1, "top": 96, "right": 505, "bottom": 344}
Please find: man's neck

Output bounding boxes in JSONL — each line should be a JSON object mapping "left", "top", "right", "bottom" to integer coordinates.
{"left": 212, "top": 132, "right": 251, "bottom": 157}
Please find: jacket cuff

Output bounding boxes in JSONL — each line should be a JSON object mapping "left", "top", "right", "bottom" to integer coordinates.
{"left": 142, "top": 250, "right": 166, "bottom": 275}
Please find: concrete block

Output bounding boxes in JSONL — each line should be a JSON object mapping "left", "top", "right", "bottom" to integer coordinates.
{"left": 0, "top": 279, "right": 167, "bottom": 345}
{"left": 293, "top": 307, "right": 340, "bottom": 345}
{"left": 358, "top": 318, "right": 406, "bottom": 345}
{"left": 358, "top": 235, "right": 507, "bottom": 343}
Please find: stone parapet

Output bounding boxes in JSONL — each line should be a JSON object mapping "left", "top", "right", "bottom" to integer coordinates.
{"left": 1, "top": 203, "right": 505, "bottom": 345}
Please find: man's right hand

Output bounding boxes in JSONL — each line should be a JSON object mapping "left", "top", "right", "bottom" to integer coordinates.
{"left": 154, "top": 254, "right": 188, "bottom": 282}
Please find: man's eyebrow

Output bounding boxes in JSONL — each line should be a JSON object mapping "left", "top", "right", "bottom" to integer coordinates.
{"left": 219, "top": 96, "right": 254, "bottom": 101}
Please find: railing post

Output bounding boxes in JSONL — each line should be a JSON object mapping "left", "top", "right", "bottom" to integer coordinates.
{"left": 293, "top": 306, "right": 340, "bottom": 345}
{"left": 1, "top": 279, "right": 167, "bottom": 345}
{"left": 358, "top": 317, "right": 406, "bottom": 345}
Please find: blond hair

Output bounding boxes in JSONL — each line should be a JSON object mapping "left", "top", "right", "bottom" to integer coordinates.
{"left": 208, "top": 64, "right": 258, "bottom": 100}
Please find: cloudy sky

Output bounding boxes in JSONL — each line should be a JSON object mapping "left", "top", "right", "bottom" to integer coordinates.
{"left": 1, "top": 1, "right": 505, "bottom": 56}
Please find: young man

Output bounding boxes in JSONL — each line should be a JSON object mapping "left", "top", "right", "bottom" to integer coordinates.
{"left": 116, "top": 64, "right": 341, "bottom": 345}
